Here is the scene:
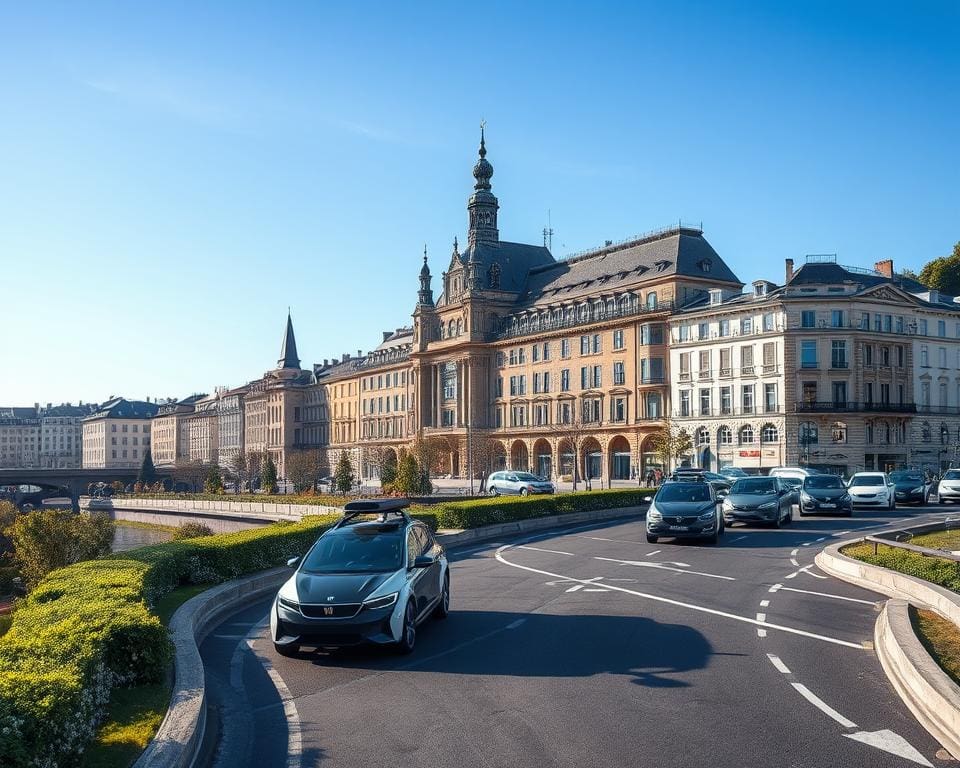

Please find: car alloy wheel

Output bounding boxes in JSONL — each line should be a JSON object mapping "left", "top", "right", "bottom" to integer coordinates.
{"left": 520, "top": 488, "right": 530, "bottom": 496}
{"left": 489, "top": 486, "right": 499, "bottom": 496}
{"left": 397, "top": 600, "right": 416, "bottom": 654}
{"left": 434, "top": 573, "right": 450, "bottom": 619}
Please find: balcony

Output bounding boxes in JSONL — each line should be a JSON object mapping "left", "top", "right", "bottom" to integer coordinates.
{"left": 496, "top": 299, "right": 675, "bottom": 341}
{"left": 639, "top": 375, "right": 666, "bottom": 385}
{"left": 718, "top": 367, "right": 732, "bottom": 378}
{"left": 698, "top": 370, "right": 712, "bottom": 380}
{"left": 678, "top": 372, "right": 691, "bottom": 382}
{"left": 831, "top": 361, "right": 850, "bottom": 370}
{"left": 916, "top": 405, "right": 960, "bottom": 415}
{"left": 795, "top": 401, "right": 917, "bottom": 414}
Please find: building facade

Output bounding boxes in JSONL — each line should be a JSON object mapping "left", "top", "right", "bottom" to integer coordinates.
{"left": 82, "top": 398, "right": 159, "bottom": 469}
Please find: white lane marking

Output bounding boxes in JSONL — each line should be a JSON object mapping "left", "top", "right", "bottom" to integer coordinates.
{"left": 800, "top": 564, "right": 828, "bottom": 580}
{"left": 518, "top": 545, "right": 575, "bottom": 556}
{"left": 248, "top": 633, "right": 302, "bottom": 768}
{"left": 576, "top": 535, "right": 653, "bottom": 546}
{"left": 565, "top": 584, "right": 584, "bottom": 592}
{"left": 756, "top": 612, "right": 767, "bottom": 623}
{"left": 506, "top": 618, "right": 527, "bottom": 630}
{"left": 645, "top": 550, "right": 661, "bottom": 557}
{"left": 729, "top": 535, "right": 748, "bottom": 542}
{"left": 815, "top": 537, "right": 827, "bottom": 542}
{"left": 777, "top": 586, "right": 878, "bottom": 605}
{"left": 802, "top": 542, "right": 812, "bottom": 547}
{"left": 791, "top": 548, "right": 799, "bottom": 556}
{"left": 790, "top": 557, "right": 800, "bottom": 567}
{"left": 496, "top": 547, "right": 862, "bottom": 648}
{"left": 757, "top": 628, "right": 767, "bottom": 637}
{"left": 844, "top": 730, "right": 933, "bottom": 766}
{"left": 769, "top": 583, "right": 782, "bottom": 593}
{"left": 593, "top": 556, "right": 736, "bottom": 581}
{"left": 760, "top": 600, "right": 770, "bottom": 608}
{"left": 767, "top": 654, "right": 791, "bottom": 674}
{"left": 583, "top": 588, "right": 610, "bottom": 592}
{"left": 791, "top": 682, "right": 858, "bottom": 728}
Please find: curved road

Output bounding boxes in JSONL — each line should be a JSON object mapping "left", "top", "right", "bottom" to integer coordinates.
{"left": 199, "top": 505, "right": 956, "bottom": 768}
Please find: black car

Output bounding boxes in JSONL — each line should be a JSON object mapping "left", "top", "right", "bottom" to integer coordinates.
{"left": 889, "top": 471, "right": 930, "bottom": 505}
{"left": 721, "top": 477, "right": 794, "bottom": 527}
{"left": 645, "top": 480, "right": 724, "bottom": 545}
{"left": 270, "top": 499, "right": 450, "bottom": 657}
{"left": 799, "top": 475, "right": 853, "bottom": 516}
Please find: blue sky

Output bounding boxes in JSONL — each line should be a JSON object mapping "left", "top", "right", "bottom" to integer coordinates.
{"left": 1, "top": 1, "right": 957, "bottom": 406}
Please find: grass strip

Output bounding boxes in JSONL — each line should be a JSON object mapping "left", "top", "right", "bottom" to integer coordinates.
{"left": 841, "top": 541, "right": 960, "bottom": 593}
{"left": 909, "top": 528, "right": 960, "bottom": 553}
{"left": 910, "top": 606, "right": 960, "bottom": 686}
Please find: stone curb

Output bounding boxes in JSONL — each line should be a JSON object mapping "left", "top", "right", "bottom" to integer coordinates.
{"left": 816, "top": 539, "right": 960, "bottom": 759}
{"left": 876, "top": 600, "right": 960, "bottom": 760}
{"left": 139, "top": 504, "right": 644, "bottom": 768}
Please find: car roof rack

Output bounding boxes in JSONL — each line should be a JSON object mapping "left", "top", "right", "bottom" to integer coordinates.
{"left": 335, "top": 498, "right": 411, "bottom": 529}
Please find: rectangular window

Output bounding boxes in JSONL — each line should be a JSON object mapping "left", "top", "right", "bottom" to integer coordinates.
{"left": 938, "top": 320, "right": 947, "bottom": 337}
{"left": 510, "top": 376, "right": 518, "bottom": 396}
{"left": 881, "top": 382, "right": 890, "bottom": 405}
{"left": 874, "top": 313, "right": 882, "bottom": 332}
{"left": 557, "top": 401, "right": 571, "bottom": 424}
{"left": 519, "top": 375, "right": 526, "bottom": 396}
{"left": 509, "top": 349, "right": 517, "bottom": 366}
{"left": 741, "top": 345, "right": 754, "bottom": 373}
{"left": 859, "top": 311, "right": 869, "bottom": 329}
{"left": 802, "top": 381, "right": 817, "bottom": 405}
{"left": 542, "top": 372, "right": 550, "bottom": 393}
{"left": 897, "top": 345, "right": 905, "bottom": 367}
{"left": 581, "top": 366, "right": 588, "bottom": 390}
{"left": 864, "top": 345, "right": 873, "bottom": 366}
{"left": 519, "top": 347, "right": 526, "bottom": 364}
{"left": 561, "top": 339, "right": 570, "bottom": 358}
{"left": 698, "top": 322, "right": 709, "bottom": 339}
{"left": 762, "top": 313, "right": 774, "bottom": 331}
{"left": 920, "top": 382, "right": 931, "bottom": 407}
{"left": 542, "top": 342, "right": 550, "bottom": 361}
{"left": 641, "top": 357, "right": 664, "bottom": 384}
{"left": 593, "top": 365, "right": 602, "bottom": 388}
{"left": 742, "top": 385, "right": 755, "bottom": 414}
{"left": 533, "top": 372, "right": 542, "bottom": 394}
{"left": 939, "top": 347, "right": 948, "bottom": 368}
{"left": 831, "top": 340, "right": 847, "bottom": 368}
{"left": 496, "top": 377, "right": 503, "bottom": 397}
{"left": 591, "top": 334, "right": 601, "bottom": 354}
{"left": 719, "top": 348, "right": 731, "bottom": 376}
{"left": 580, "top": 336, "right": 590, "bottom": 355}
{"left": 561, "top": 369, "right": 570, "bottom": 391}
{"left": 680, "top": 390, "right": 691, "bottom": 417}
{"left": 699, "top": 350, "right": 710, "bottom": 378}
{"left": 613, "top": 361, "right": 625, "bottom": 386}
{"left": 720, "top": 387, "right": 732, "bottom": 415}
{"left": 613, "top": 329, "right": 624, "bottom": 350}
{"left": 919, "top": 319, "right": 928, "bottom": 336}
{"left": 762, "top": 342, "right": 776, "bottom": 372}
{"left": 801, "top": 310, "right": 816, "bottom": 328}
{"left": 831, "top": 310, "right": 844, "bottom": 328}
{"left": 641, "top": 324, "right": 663, "bottom": 345}
{"left": 532, "top": 344, "right": 540, "bottom": 362}
{"left": 611, "top": 397, "right": 626, "bottom": 423}
{"left": 764, "top": 383, "right": 777, "bottom": 413}
{"left": 741, "top": 316, "right": 753, "bottom": 335}
{"left": 865, "top": 382, "right": 874, "bottom": 406}
{"left": 679, "top": 325, "right": 690, "bottom": 342}
{"left": 645, "top": 392, "right": 661, "bottom": 419}
{"left": 699, "top": 389, "right": 711, "bottom": 416}
{"left": 896, "top": 316, "right": 904, "bottom": 334}
{"left": 719, "top": 319, "right": 730, "bottom": 337}
{"left": 831, "top": 381, "right": 847, "bottom": 407}
{"left": 800, "top": 340, "right": 818, "bottom": 368}
{"left": 883, "top": 315, "right": 892, "bottom": 333}
{"left": 920, "top": 345, "right": 929, "bottom": 367}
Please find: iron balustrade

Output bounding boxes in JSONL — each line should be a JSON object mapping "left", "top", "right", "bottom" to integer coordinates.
{"left": 495, "top": 300, "right": 675, "bottom": 341}
{"left": 795, "top": 401, "right": 917, "bottom": 413}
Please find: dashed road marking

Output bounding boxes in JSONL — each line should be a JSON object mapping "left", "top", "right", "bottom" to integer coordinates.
{"left": 777, "top": 586, "right": 878, "bottom": 605}
{"left": 760, "top": 600, "right": 770, "bottom": 608}
{"left": 506, "top": 618, "right": 527, "bottom": 629}
{"left": 729, "top": 535, "right": 749, "bottom": 542}
{"left": 769, "top": 583, "right": 782, "bottom": 593}
{"left": 645, "top": 550, "right": 661, "bottom": 557}
{"left": 756, "top": 612, "right": 767, "bottom": 623}
{"left": 767, "top": 653, "right": 791, "bottom": 674}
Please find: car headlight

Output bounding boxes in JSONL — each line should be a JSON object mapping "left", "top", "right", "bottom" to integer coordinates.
{"left": 278, "top": 595, "right": 300, "bottom": 611}
{"left": 647, "top": 509, "right": 662, "bottom": 521}
{"left": 721, "top": 499, "right": 733, "bottom": 511}
{"left": 698, "top": 509, "right": 716, "bottom": 521}
{"left": 911, "top": 487, "right": 923, "bottom": 494}
{"left": 800, "top": 492, "right": 813, "bottom": 503}
{"left": 758, "top": 500, "right": 777, "bottom": 509}
{"left": 362, "top": 592, "right": 399, "bottom": 611}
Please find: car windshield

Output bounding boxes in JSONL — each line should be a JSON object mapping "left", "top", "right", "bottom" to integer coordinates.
{"left": 890, "top": 472, "right": 922, "bottom": 483}
{"left": 513, "top": 472, "right": 541, "bottom": 481}
{"left": 852, "top": 475, "right": 884, "bottom": 486}
{"left": 944, "top": 470, "right": 960, "bottom": 480}
{"left": 804, "top": 476, "right": 845, "bottom": 489}
{"left": 730, "top": 478, "right": 776, "bottom": 494}
{"left": 658, "top": 484, "right": 711, "bottom": 503}
{"left": 301, "top": 530, "right": 404, "bottom": 574}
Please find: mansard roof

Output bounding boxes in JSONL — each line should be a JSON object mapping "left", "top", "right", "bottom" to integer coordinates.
{"left": 85, "top": 398, "right": 159, "bottom": 421}
{"left": 436, "top": 240, "right": 554, "bottom": 305}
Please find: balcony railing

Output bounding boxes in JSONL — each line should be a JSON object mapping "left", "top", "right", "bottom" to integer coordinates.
{"left": 795, "top": 401, "right": 917, "bottom": 414}
{"left": 916, "top": 405, "right": 960, "bottom": 415}
{"left": 831, "top": 361, "right": 850, "bottom": 369}
{"left": 673, "top": 406, "right": 776, "bottom": 418}
{"left": 495, "top": 300, "right": 675, "bottom": 341}
{"left": 639, "top": 375, "right": 666, "bottom": 385}
{"left": 698, "top": 370, "right": 712, "bottom": 380}
{"left": 678, "top": 372, "right": 691, "bottom": 382}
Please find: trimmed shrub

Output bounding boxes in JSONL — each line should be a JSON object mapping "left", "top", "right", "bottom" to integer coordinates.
{"left": 0, "top": 513, "right": 339, "bottom": 768}
{"left": 430, "top": 488, "right": 653, "bottom": 530}
{"left": 170, "top": 522, "right": 214, "bottom": 541}
{"left": 842, "top": 541, "right": 960, "bottom": 593}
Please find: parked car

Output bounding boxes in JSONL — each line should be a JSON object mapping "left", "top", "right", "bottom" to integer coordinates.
{"left": 889, "top": 470, "right": 931, "bottom": 506}
{"left": 937, "top": 469, "right": 960, "bottom": 504}
{"left": 718, "top": 466, "right": 749, "bottom": 479}
{"left": 645, "top": 479, "right": 724, "bottom": 545}
{"left": 768, "top": 467, "right": 819, "bottom": 481}
{"left": 721, "top": 476, "right": 794, "bottom": 527}
{"left": 846, "top": 472, "right": 896, "bottom": 509}
{"left": 270, "top": 499, "right": 449, "bottom": 657}
{"left": 485, "top": 471, "right": 554, "bottom": 496}
{"left": 799, "top": 474, "right": 853, "bottom": 516}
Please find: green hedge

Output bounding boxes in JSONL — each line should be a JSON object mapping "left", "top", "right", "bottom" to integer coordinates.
{"left": 0, "top": 514, "right": 340, "bottom": 768}
{"left": 429, "top": 488, "right": 653, "bottom": 530}
{"left": 842, "top": 541, "right": 960, "bottom": 593}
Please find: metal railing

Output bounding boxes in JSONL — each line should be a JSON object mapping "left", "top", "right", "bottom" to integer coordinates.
{"left": 496, "top": 300, "right": 674, "bottom": 341}
{"left": 795, "top": 401, "right": 917, "bottom": 413}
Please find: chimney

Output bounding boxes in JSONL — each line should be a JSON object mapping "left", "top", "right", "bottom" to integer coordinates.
{"left": 785, "top": 258, "right": 794, "bottom": 283}
{"left": 357, "top": 349, "right": 362, "bottom": 358}
{"left": 875, "top": 259, "right": 893, "bottom": 278}
{"left": 342, "top": 353, "right": 349, "bottom": 362}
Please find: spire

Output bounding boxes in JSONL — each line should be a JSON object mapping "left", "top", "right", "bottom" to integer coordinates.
{"left": 277, "top": 311, "right": 301, "bottom": 370}
{"left": 467, "top": 122, "right": 499, "bottom": 246}
{"left": 418, "top": 246, "right": 434, "bottom": 307}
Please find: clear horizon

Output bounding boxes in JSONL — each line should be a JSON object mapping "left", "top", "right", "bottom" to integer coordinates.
{"left": 2, "top": 1, "right": 958, "bottom": 406}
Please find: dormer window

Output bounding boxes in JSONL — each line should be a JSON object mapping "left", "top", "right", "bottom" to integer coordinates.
{"left": 698, "top": 258, "right": 713, "bottom": 273}
{"left": 710, "top": 290, "right": 723, "bottom": 305}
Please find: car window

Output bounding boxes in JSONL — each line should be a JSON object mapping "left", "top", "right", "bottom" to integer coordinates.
{"left": 944, "top": 470, "right": 960, "bottom": 480}
{"left": 515, "top": 472, "right": 539, "bottom": 481}
{"left": 890, "top": 472, "right": 922, "bottom": 483}
{"left": 303, "top": 530, "right": 404, "bottom": 574}
{"left": 657, "top": 484, "right": 711, "bottom": 503}
{"left": 804, "top": 476, "right": 845, "bottom": 489}
{"left": 730, "top": 478, "right": 777, "bottom": 494}
{"left": 407, "top": 527, "right": 425, "bottom": 567}
{"left": 852, "top": 475, "right": 884, "bottom": 486}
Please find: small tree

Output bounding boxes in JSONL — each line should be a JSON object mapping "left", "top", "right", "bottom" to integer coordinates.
{"left": 391, "top": 453, "right": 431, "bottom": 495}
{"left": 286, "top": 449, "right": 323, "bottom": 494}
{"left": 8, "top": 510, "right": 115, "bottom": 589}
{"left": 246, "top": 450, "right": 267, "bottom": 491}
{"left": 551, "top": 409, "right": 590, "bottom": 491}
{"left": 262, "top": 455, "right": 279, "bottom": 494}
{"left": 650, "top": 421, "right": 693, "bottom": 474}
{"left": 466, "top": 433, "right": 499, "bottom": 492}
{"left": 226, "top": 450, "right": 249, "bottom": 494}
{"left": 138, "top": 449, "right": 157, "bottom": 486}
{"left": 334, "top": 452, "right": 354, "bottom": 494}
{"left": 204, "top": 465, "right": 224, "bottom": 494}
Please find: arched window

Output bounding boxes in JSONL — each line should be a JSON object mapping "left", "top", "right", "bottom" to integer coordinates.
{"left": 798, "top": 421, "right": 818, "bottom": 445}
{"left": 695, "top": 427, "right": 710, "bottom": 446}
{"left": 762, "top": 424, "right": 779, "bottom": 444}
{"left": 739, "top": 425, "right": 754, "bottom": 444}
{"left": 831, "top": 422, "right": 847, "bottom": 444}
{"left": 647, "top": 292, "right": 658, "bottom": 310}
{"left": 619, "top": 295, "right": 630, "bottom": 314}
{"left": 922, "top": 421, "right": 932, "bottom": 443}
{"left": 607, "top": 298, "right": 616, "bottom": 315}
{"left": 456, "top": 318, "right": 463, "bottom": 336}
{"left": 439, "top": 323, "right": 446, "bottom": 339}
{"left": 718, "top": 425, "right": 733, "bottom": 445}
{"left": 447, "top": 320, "right": 455, "bottom": 337}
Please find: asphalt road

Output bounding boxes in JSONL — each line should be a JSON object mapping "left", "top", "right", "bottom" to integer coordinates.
{"left": 199, "top": 503, "right": 960, "bottom": 768}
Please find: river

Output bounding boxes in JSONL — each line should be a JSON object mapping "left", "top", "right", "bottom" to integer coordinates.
{"left": 111, "top": 523, "right": 173, "bottom": 553}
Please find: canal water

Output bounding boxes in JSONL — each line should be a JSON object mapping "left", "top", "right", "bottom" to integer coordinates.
{"left": 111, "top": 523, "right": 173, "bottom": 553}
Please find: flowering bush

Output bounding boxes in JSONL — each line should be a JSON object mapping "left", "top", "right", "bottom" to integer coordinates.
{"left": 0, "top": 514, "right": 340, "bottom": 767}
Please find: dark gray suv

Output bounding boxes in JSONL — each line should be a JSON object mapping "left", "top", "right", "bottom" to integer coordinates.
{"left": 645, "top": 480, "right": 724, "bottom": 545}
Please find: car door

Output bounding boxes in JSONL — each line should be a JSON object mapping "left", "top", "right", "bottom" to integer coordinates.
{"left": 419, "top": 526, "right": 442, "bottom": 605}
{"left": 406, "top": 526, "right": 429, "bottom": 617}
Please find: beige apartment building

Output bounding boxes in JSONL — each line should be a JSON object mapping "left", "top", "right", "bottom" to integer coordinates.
{"left": 81, "top": 398, "right": 159, "bottom": 469}
{"left": 0, "top": 408, "right": 41, "bottom": 468}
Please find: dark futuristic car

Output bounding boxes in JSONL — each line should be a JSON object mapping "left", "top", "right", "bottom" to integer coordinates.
{"left": 645, "top": 479, "right": 724, "bottom": 545}
{"left": 889, "top": 471, "right": 931, "bottom": 506}
{"left": 270, "top": 499, "right": 449, "bottom": 657}
{"left": 721, "top": 477, "right": 794, "bottom": 527}
{"left": 799, "top": 474, "right": 853, "bottom": 516}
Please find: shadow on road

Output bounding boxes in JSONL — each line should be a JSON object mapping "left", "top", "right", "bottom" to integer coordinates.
{"left": 287, "top": 609, "right": 716, "bottom": 689}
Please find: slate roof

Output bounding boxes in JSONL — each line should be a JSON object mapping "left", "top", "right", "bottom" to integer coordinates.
{"left": 788, "top": 262, "right": 960, "bottom": 311}
{"left": 436, "top": 241, "right": 554, "bottom": 305}
{"left": 85, "top": 398, "right": 160, "bottom": 420}
{"left": 0, "top": 407, "right": 40, "bottom": 420}
{"left": 278, "top": 312, "right": 301, "bottom": 369}
{"left": 517, "top": 229, "right": 740, "bottom": 309}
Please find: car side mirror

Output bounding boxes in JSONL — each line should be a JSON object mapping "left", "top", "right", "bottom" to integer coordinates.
{"left": 286, "top": 556, "right": 300, "bottom": 568}
{"left": 412, "top": 555, "right": 435, "bottom": 569}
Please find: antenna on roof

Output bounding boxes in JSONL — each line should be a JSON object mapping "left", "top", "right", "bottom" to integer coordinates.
{"left": 542, "top": 209, "right": 554, "bottom": 251}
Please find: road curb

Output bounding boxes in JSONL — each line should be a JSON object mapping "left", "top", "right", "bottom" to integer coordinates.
{"left": 139, "top": 504, "right": 644, "bottom": 767}
{"left": 876, "top": 600, "right": 960, "bottom": 760}
{"left": 816, "top": 539, "right": 960, "bottom": 759}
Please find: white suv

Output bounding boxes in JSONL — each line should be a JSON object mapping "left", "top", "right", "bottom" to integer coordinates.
{"left": 938, "top": 469, "right": 960, "bottom": 504}
{"left": 847, "top": 472, "right": 895, "bottom": 509}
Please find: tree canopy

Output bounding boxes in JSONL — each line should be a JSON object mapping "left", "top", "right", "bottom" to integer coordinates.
{"left": 917, "top": 241, "right": 960, "bottom": 295}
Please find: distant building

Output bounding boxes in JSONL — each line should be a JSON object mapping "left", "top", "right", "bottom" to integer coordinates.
{"left": 82, "top": 398, "right": 159, "bottom": 469}
{"left": 182, "top": 394, "right": 219, "bottom": 465}
{"left": 0, "top": 407, "right": 41, "bottom": 469}
{"left": 0, "top": 402, "right": 97, "bottom": 469}
{"left": 217, "top": 386, "right": 248, "bottom": 468}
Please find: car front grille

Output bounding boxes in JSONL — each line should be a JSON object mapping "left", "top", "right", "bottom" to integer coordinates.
{"left": 666, "top": 516, "right": 700, "bottom": 525}
{"left": 299, "top": 603, "right": 362, "bottom": 619}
